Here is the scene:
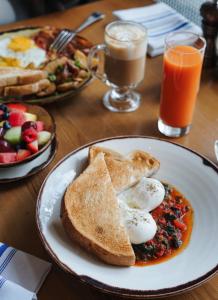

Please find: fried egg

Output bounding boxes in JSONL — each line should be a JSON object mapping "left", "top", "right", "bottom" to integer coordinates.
{"left": 0, "top": 36, "right": 47, "bottom": 68}
{"left": 118, "top": 177, "right": 165, "bottom": 244}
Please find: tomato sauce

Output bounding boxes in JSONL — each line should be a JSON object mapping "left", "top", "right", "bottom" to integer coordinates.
{"left": 133, "top": 183, "right": 193, "bottom": 266}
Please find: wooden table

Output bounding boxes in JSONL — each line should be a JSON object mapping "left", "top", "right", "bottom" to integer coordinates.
{"left": 0, "top": 1, "right": 217, "bottom": 299}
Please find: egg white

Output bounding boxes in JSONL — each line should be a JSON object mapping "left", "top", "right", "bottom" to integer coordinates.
{"left": 0, "top": 37, "right": 47, "bottom": 68}
{"left": 118, "top": 177, "right": 165, "bottom": 244}
{"left": 119, "top": 200, "right": 157, "bottom": 244}
{"left": 119, "top": 177, "right": 165, "bottom": 212}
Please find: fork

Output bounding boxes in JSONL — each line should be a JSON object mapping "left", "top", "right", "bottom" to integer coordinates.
{"left": 50, "top": 12, "right": 105, "bottom": 53}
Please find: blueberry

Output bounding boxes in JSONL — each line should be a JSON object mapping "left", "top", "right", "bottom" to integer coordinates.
{"left": 3, "top": 121, "right": 11, "bottom": 130}
{"left": 0, "top": 104, "right": 8, "bottom": 112}
{"left": 15, "top": 144, "right": 21, "bottom": 151}
{"left": 3, "top": 112, "right": 9, "bottom": 120}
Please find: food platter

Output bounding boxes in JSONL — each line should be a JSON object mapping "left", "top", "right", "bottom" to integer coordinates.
{"left": 0, "top": 26, "right": 95, "bottom": 105}
{"left": 36, "top": 136, "right": 218, "bottom": 298}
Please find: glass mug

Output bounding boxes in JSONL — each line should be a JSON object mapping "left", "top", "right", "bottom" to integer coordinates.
{"left": 158, "top": 31, "right": 206, "bottom": 137}
{"left": 88, "top": 21, "right": 147, "bottom": 112}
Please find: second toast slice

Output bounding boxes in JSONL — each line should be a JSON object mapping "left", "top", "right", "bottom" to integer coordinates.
{"left": 89, "top": 146, "right": 160, "bottom": 193}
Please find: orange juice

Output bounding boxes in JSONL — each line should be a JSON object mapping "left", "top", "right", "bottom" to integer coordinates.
{"left": 160, "top": 45, "right": 203, "bottom": 128}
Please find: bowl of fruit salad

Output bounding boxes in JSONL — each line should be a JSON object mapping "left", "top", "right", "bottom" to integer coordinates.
{"left": 0, "top": 103, "right": 55, "bottom": 167}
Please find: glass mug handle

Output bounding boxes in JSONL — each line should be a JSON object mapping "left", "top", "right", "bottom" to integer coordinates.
{"left": 88, "top": 44, "right": 110, "bottom": 85}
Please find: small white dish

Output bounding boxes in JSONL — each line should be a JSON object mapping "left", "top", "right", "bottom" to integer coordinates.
{"left": 36, "top": 136, "right": 218, "bottom": 298}
{"left": 0, "top": 137, "right": 57, "bottom": 183}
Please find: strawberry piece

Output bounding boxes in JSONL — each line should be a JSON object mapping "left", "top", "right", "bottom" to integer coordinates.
{"left": 16, "top": 149, "right": 31, "bottom": 161}
{"left": 36, "top": 121, "right": 44, "bottom": 132}
{"left": 9, "top": 111, "right": 26, "bottom": 126}
{"left": 27, "top": 140, "right": 38, "bottom": 153}
{"left": 7, "top": 103, "right": 27, "bottom": 112}
{"left": 0, "top": 152, "right": 17, "bottom": 163}
{"left": 22, "top": 127, "right": 38, "bottom": 143}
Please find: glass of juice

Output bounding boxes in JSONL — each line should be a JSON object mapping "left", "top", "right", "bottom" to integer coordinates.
{"left": 158, "top": 31, "right": 206, "bottom": 137}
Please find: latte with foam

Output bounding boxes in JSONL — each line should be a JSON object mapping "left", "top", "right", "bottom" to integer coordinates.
{"left": 104, "top": 22, "right": 147, "bottom": 87}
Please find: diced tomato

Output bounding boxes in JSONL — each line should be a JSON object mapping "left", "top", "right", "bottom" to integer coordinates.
{"left": 173, "top": 219, "right": 187, "bottom": 231}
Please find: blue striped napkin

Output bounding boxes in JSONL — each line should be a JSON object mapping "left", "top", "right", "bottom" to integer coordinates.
{"left": 113, "top": 2, "right": 202, "bottom": 57}
{"left": 0, "top": 243, "right": 51, "bottom": 300}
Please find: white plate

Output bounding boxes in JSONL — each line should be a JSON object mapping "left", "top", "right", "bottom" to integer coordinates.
{"left": 36, "top": 136, "right": 218, "bottom": 298}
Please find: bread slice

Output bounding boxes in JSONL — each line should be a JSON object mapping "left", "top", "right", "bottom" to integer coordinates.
{"left": 0, "top": 67, "right": 47, "bottom": 87}
{"left": 89, "top": 146, "right": 160, "bottom": 193}
{"left": 4, "top": 79, "right": 51, "bottom": 97}
{"left": 62, "top": 152, "right": 135, "bottom": 266}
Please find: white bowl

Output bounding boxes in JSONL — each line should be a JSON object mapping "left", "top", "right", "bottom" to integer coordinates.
{"left": 36, "top": 136, "right": 218, "bottom": 298}
{"left": 0, "top": 137, "right": 56, "bottom": 183}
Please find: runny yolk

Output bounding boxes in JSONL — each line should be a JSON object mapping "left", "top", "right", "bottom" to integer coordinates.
{"left": 8, "top": 36, "right": 33, "bottom": 52}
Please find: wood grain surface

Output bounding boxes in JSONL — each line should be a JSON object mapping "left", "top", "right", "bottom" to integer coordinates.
{"left": 0, "top": 1, "right": 217, "bottom": 299}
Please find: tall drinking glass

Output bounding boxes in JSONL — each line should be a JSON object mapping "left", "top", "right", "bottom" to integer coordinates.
{"left": 88, "top": 21, "right": 147, "bottom": 112}
{"left": 158, "top": 32, "right": 206, "bottom": 137}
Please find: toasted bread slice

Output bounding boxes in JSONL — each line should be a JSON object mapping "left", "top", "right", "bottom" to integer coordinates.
{"left": 89, "top": 146, "right": 160, "bottom": 193}
{"left": 62, "top": 152, "right": 135, "bottom": 266}
{"left": 0, "top": 67, "right": 47, "bottom": 87}
{"left": 4, "top": 79, "right": 51, "bottom": 97}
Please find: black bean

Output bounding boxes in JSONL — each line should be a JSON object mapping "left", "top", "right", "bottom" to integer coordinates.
{"left": 171, "top": 237, "right": 182, "bottom": 249}
{"left": 166, "top": 224, "right": 175, "bottom": 235}
{"left": 171, "top": 207, "right": 181, "bottom": 217}
{"left": 164, "top": 213, "right": 176, "bottom": 221}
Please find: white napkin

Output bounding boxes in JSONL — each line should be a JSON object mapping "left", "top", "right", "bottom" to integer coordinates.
{"left": 113, "top": 2, "right": 202, "bottom": 57}
{"left": 0, "top": 242, "right": 51, "bottom": 300}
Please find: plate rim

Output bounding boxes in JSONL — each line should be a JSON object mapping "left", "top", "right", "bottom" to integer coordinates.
{"left": 36, "top": 135, "right": 218, "bottom": 298}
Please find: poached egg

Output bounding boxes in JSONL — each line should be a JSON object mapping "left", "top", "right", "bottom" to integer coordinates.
{"left": 118, "top": 177, "right": 165, "bottom": 244}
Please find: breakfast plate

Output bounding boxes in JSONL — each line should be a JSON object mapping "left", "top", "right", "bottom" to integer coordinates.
{"left": 36, "top": 136, "right": 218, "bottom": 298}
{"left": 0, "top": 26, "right": 95, "bottom": 104}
